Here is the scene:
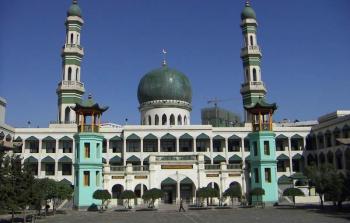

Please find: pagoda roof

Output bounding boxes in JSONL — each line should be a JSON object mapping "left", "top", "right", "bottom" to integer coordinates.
{"left": 244, "top": 98, "right": 277, "bottom": 112}
{"left": 71, "top": 95, "right": 108, "bottom": 113}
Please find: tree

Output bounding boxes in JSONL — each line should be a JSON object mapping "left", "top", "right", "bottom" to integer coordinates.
{"left": 305, "top": 164, "right": 332, "bottom": 208}
{"left": 223, "top": 184, "right": 242, "bottom": 206}
{"left": 54, "top": 182, "right": 73, "bottom": 213}
{"left": 120, "top": 190, "right": 136, "bottom": 209}
{"left": 250, "top": 187, "right": 265, "bottom": 205}
{"left": 196, "top": 187, "right": 219, "bottom": 206}
{"left": 326, "top": 170, "right": 346, "bottom": 208}
{"left": 93, "top": 190, "right": 111, "bottom": 211}
{"left": 283, "top": 188, "right": 304, "bottom": 207}
{"left": 142, "top": 188, "right": 164, "bottom": 208}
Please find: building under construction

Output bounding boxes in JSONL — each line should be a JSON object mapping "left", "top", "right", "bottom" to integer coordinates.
{"left": 201, "top": 107, "right": 241, "bottom": 127}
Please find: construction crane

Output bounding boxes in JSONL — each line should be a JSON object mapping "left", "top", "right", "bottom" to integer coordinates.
{"left": 207, "top": 97, "right": 236, "bottom": 108}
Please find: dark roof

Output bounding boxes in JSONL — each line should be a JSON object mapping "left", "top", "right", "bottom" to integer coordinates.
{"left": 229, "top": 154, "right": 242, "bottom": 162}
{"left": 59, "top": 136, "right": 73, "bottom": 141}
{"left": 42, "top": 136, "right": 55, "bottom": 141}
{"left": 161, "top": 177, "right": 177, "bottom": 185}
{"left": 276, "top": 134, "right": 288, "bottom": 139}
{"left": 126, "top": 134, "right": 140, "bottom": 140}
{"left": 26, "top": 136, "right": 39, "bottom": 141}
{"left": 292, "top": 154, "right": 303, "bottom": 160}
{"left": 277, "top": 154, "right": 289, "bottom": 161}
{"left": 144, "top": 133, "right": 157, "bottom": 140}
{"left": 71, "top": 95, "right": 108, "bottom": 113}
{"left": 180, "top": 177, "right": 193, "bottom": 184}
{"left": 244, "top": 98, "right": 277, "bottom": 112}
{"left": 58, "top": 156, "right": 72, "bottom": 163}
{"left": 161, "top": 133, "right": 176, "bottom": 140}
{"left": 213, "top": 155, "right": 226, "bottom": 162}
{"left": 180, "top": 133, "right": 193, "bottom": 140}
{"left": 110, "top": 135, "right": 123, "bottom": 141}
{"left": 24, "top": 156, "right": 38, "bottom": 163}
{"left": 196, "top": 133, "right": 209, "bottom": 140}
{"left": 41, "top": 156, "right": 55, "bottom": 163}
{"left": 291, "top": 134, "right": 303, "bottom": 139}
{"left": 137, "top": 65, "right": 192, "bottom": 104}
{"left": 127, "top": 155, "right": 140, "bottom": 162}
{"left": 110, "top": 155, "right": 122, "bottom": 164}
{"left": 228, "top": 134, "right": 241, "bottom": 140}
{"left": 213, "top": 135, "right": 225, "bottom": 140}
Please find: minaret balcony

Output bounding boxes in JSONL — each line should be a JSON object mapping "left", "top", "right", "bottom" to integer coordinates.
{"left": 240, "top": 45, "right": 261, "bottom": 57}
{"left": 240, "top": 81, "right": 266, "bottom": 93}
{"left": 57, "top": 81, "right": 85, "bottom": 92}
{"left": 62, "top": 44, "right": 84, "bottom": 56}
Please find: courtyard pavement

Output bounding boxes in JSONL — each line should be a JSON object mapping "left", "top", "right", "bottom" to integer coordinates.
{"left": 31, "top": 206, "right": 350, "bottom": 223}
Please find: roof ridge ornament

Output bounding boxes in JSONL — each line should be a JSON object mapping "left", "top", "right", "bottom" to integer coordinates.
{"left": 162, "top": 49, "right": 167, "bottom": 66}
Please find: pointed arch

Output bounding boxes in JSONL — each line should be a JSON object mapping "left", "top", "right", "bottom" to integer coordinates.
{"left": 252, "top": 68, "right": 257, "bottom": 81}
{"left": 148, "top": 115, "right": 152, "bottom": 125}
{"left": 75, "top": 68, "right": 79, "bottom": 81}
{"left": 177, "top": 115, "right": 182, "bottom": 125}
{"left": 155, "top": 114, "right": 159, "bottom": 125}
{"left": 170, "top": 114, "right": 175, "bottom": 125}
{"left": 162, "top": 114, "right": 167, "bottom": 125}
{"left": 184, "top": 116, "right": 188, "bottom": 125}
{"left": 64, "top": 107, "right": 70, "bottom": 123}
{"left": 70, "top": 33, "right": 74, "bottom": 44}
{"left": 250, "top": 35, "right": 254, "bottom": 46}
{"left": 68, "top": 67, "right": 72, "bottom": 81}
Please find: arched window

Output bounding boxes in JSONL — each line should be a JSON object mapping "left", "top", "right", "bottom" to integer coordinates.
{"left": 170, "top": 114, "right": 175, "bottom": 125}
{"left": 64, "top": 107, "right": 70, "bottom": 123}
{"left": 177, "top": 115, "right": 182, "bottom": 125}
{"left": 77, "top": 34, "right": 79, "bottom": 45}
{"left": 250, "top": 35, "right": 254, "bottom": 46}
{"left": 184, "top": 116, "right": 187, "bottom": 125}
{"left": 76, "top": 68, "right": 79, "bottom": 81}
{"left": 155, "top": 115, "right": 159, "bottom": 125}
{"left": 70, "top": 33, "right": 74, "bottom": 44}
{"left": 162, "top": 114, "right": 167, "bottom": 125}
{"left": 252, "top": 68, "right": 257, "bottom": 81}
{"left": 246, "top": 69, "right": 249, "bottom": 82}
{"left": 148, "top": 115, "right": 152, "bottom": 125}
{"left": 68, "top": 67, "right": 72, "bottom": 81}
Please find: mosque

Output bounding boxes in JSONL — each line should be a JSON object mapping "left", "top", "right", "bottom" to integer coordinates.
{"left": 0, "top": 1, "right": 349, "bottom": 209}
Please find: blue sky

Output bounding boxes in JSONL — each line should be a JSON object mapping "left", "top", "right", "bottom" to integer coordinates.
{"left": 0, "top": 0, "right": 349, "bottom": 127}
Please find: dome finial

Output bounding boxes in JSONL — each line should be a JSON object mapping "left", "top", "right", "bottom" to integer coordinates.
{"left": 73, "top": 0, "right": 78, "bottom": 4}
{"left": 162, "top": 49, "right": 167, "bottom": 66}
{"left": 88, "top": 93, "right": 92, "bottom": 99}
{"left": 245, "top": 0, "right": 250, "bottom": 6}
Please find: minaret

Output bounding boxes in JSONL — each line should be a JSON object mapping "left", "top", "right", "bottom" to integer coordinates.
{"left": 239, "top": 1, "right": 267, "bottom": 123}
{"left": 57, "top": 0, "right": 85, "bottom": 124}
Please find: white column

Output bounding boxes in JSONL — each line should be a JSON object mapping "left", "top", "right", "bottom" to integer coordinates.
{"left": 241, "top": 137, "right": 246, "bottom": 195}
{"left": 176, "top": 138, "right": 179, "bottom": 155}
{"left": 288, "top": 138, "right": 293, "bottom": 174}
{"left": 176, "top": 175, "right": 180, "bottom": 203}
{"left": 209, "top": 138, "right": 213, "bottom": 163}
{"left": 224, "top": 138, "right": 228, "bottom": 163}
{"left": 157, "top": 139, "right": 161, "bottom": 152}
{"left": 123, "top": 139, "right": 127, "bottom": 166}
{"left": 140, "top": 138, "right": 143, "bottom": 165}
{"left": 193, "top": 138, "right": 196, "bottom": 153}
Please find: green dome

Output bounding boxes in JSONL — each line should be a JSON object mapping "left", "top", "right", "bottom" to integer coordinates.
{"left": 241, "top": 2, "right": 256, "bottom": 20}
{"left": 67, "top": 0, "right": 82, "bottom": 17}
{"left": 137, "top": 65, "right": 192, "bottom": 104}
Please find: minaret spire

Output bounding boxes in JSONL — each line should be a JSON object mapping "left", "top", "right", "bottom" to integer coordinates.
{"left": 56, "top": 1, "right": 85, "bottom": 124}
{"left": 239, "top": 1, "right": 266, "bottom": 123}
